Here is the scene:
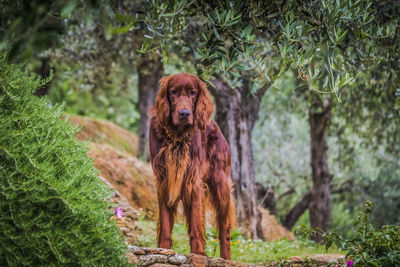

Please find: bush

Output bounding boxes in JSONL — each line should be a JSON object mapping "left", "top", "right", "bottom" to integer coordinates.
{"left": 0, "top": 54, "right": 128, "bottom": 266}
{"left": 296, "top": 200, "right": 400, "bottom": 266}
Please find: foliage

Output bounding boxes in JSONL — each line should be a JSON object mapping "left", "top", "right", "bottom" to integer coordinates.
{"left": 253, "top": 72, "right": 311, "bottom": 210}
{"left": 331, "top": 70, "right": 400, "bottom": 155}
{"left": 296, "top": 201, "right": 400, "bottom": 266}
{"left": 0, "top": 0, "right": 104, "bottom": 61}
{"left": 253, "top": 71, "right": 399, "bottom": 236}
{"left": 48, "top": 60, "right": 140, "bottom": 132}
{"left": 115, "top": 2, "right": 400, "bottom": 238}
{"left": 0, "top": 54, "right": 128, "bottom": 266}
{"left": 44, "top": 13, "right": 144, "bottom": 132}
{"left": 359, "top": 161, "right": 400, "bottom": 227}
{"left": 125, "top": 0, "right": 400, "bottom": 94}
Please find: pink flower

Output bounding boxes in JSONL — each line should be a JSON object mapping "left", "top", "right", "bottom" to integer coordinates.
{"left": 347, "top": 260, "right": 354, "bottom": 266}
{"left": 115, "top": 206, "right": 124, "bottom": 218}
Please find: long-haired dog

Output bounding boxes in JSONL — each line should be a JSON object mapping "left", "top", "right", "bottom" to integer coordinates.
{"left": 149, "top": 73, "right": 235, "bottom": 259}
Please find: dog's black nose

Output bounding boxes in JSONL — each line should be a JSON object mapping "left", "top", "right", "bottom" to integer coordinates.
{"left": 178, "top": 109, "right": 191, "bottom": 119}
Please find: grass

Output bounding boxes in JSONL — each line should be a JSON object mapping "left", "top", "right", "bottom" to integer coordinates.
{"left": 134, "top": 216, "right": 343, "bottom": 264}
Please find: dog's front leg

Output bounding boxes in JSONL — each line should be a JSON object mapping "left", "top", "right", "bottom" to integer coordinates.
{"left": 185, "top": 185, "right": 206, "bottom": 255}
{"left": 157, "top": 189, "right": 176, "bottom": 249}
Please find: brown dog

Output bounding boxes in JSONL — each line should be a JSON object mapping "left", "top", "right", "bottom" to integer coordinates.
{"left": 149, "top": 73, "right": 235, "bottom": 259}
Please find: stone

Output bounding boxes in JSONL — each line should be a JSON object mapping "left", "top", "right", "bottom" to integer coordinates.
{"left": 143, "top": 248, "right": 161, "bottom": 254}
{"left": 141, "top": 247, "right": 176, "bottom": 255}
{"left": 168, "top": 254, "right": 187, "bottom": 265}
{"left": 140, "top": 248, "right": 176, "bottom": 255}
{"left": 189, "top": 253, "right": 207, "bottom": 267}
{"left": 127, "top": 252, "right": 139, "bottom": 264}
{"left": 138, "top": 254, "right": 168, "bottom": 266}
{"left": 129, "top": 246, "right": 146, "bottom": 255}
{"left": 148, "top": 264, "right": 176, "bottom": 267}
{"left": 308, "top": 253, "right": 345, "bottom": 264}
{"left": 231, "top": 262, "right": 249, "bottom": 267}
{"left": 207, "top": 257, "right": 228, "bottom": 267}
{"left": 288, "top": 256, "right": 302, "bottom": 263}
{"left": 157, "top": 249, "right": 177, "bottom": 256}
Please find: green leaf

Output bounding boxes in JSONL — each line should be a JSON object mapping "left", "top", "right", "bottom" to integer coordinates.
{"left": 61, "top": 1, "right": 77, "bottom": 18}
{"left": 212, "top": 24, "right": 221, "bottom": 40}
{"left": 112, "top": 22, "right": 134, "bottom": 35}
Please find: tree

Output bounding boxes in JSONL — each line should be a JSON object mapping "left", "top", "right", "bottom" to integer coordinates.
{"left": 209, "top": 75, "right": 268, "bottom": 239}
{"left": 308, "top": 96, "right": 332, "bottom": 241}
{"left": 118, "top": 0, "right": 400, "bottom": 240}
{"left": 47, "top": 20, "right": 140, "bottom": 132}
{"left": 107, "top": 1, "right": 166, "bottom": 160}
{"left": 137, "top": 53, "right": 164, "bottom": 160}
{"left": 0, "top": 0, "right": 102, "bottom": 61}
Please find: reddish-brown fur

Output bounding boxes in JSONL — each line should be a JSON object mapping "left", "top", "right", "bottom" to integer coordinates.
{"left": 149, "top": 73, "right": 235, "bottom": 259}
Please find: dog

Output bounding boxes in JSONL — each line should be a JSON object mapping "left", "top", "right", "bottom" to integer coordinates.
{"left": 149, "top": 72, "right": 235, "bottom": 259}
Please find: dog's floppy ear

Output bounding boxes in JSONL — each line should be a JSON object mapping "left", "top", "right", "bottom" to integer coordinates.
{"left": 153, "top": 76, "right": 171, "bottom": 127}
{"left": 194, "top": 77, "right": 214, "bottom": 130}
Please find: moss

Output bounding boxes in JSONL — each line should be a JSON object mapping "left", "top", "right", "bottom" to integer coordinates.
{"left": 66, "top": 114, "right": 138, "bottom": 156}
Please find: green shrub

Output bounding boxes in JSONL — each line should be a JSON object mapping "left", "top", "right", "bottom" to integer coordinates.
{"left": 296, "top": 200, "right": 400, "bottom": 266}
{"left": 0, "top": 54, "right": 128, "bottom": 266}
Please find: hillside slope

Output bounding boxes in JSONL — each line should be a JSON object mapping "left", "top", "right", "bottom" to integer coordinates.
{"left": 67, "top": 114, "right": 294, "bottom": 242}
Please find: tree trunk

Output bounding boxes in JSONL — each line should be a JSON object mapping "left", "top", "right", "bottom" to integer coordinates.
{"left": 281, "top": 180, "right": 349, "bottom": 231}
{"left": 209, "top": 77, "right": 268, "bottom": 240}
{"left": 256, "top": 182, "right": 277, "bottom": 216}
{"left": 308, "top": 97, "right": 332, "bottom": 242}
{"left": 34, "top": 57, "right": 51, "bottom": 97}
{"left": 137, "top": 54, "right": 164, "bottom": 161}
{"left": 282, "top": 191, "right": 311, "bottom": 230}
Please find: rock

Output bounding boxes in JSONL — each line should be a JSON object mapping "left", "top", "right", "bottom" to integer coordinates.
{"left": 141, "top": 247, "right": 176, "bottom": 255}
{"left": 207, "top": 257, "right": 228, "bottom": 267}
{"left": 142, "top": 248, "right": 159, "bottom": 254}
{"left": 157, "top": 249, "right": 176, "bottom": 256}
{"left": 309, "top": 254, "right": 345, "bottom": 264}
{"left": 168, "top": 254, "right": 187, "bottom": 265}
{"left": 138, "top": 254, "right": 168, "bottom": 266}
{"left": 231, "top": 262, "right": 250, "bottom": 267}
{"left": 129, "top": 246, "right": 146, "bottom": 255}
{"left": 288, "top": 256, "right": 302, "bottom": 263}
{"left": 287, "top": 254, "right": 345, "bottom": 266}
{"left": 127, "top": 252, "right": 139, "bottom": 264}
{"left": 148, "top": 264, "right": 177, "bottom": 267}
{"left": 189, "top": 253, "right": 207, "bottom": 267}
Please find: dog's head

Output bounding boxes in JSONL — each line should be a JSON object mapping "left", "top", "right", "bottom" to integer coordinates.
{"left": 153, "top": 73, "right": 213, "bottom": 130}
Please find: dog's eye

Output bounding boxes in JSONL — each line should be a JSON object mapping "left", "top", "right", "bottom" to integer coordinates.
{"left": 190, "top": 90, "right": 196, "bottom": 96}
{"left": 171, "top": 89, "right": 177, "bottom": 95}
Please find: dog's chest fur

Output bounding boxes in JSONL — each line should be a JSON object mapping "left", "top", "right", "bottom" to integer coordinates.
{"left": 156, "top": 128, "right": 210, "bottom": 206}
